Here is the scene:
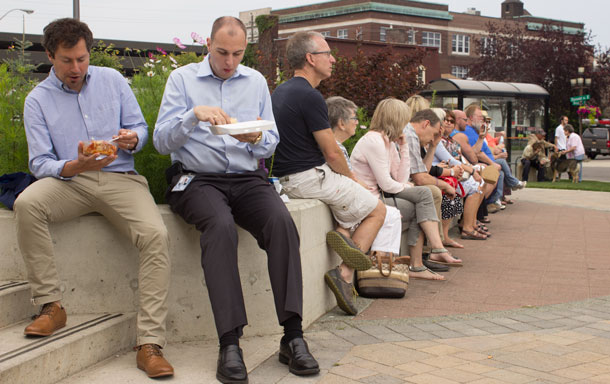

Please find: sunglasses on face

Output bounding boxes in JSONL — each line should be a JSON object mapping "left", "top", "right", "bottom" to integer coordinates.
{"left": 444, "top": 119, "right": 455, "bottom": 124}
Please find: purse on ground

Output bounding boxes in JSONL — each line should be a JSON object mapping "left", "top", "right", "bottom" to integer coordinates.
{"left": 356, "top": 252, "right": 409, "bottom": 298}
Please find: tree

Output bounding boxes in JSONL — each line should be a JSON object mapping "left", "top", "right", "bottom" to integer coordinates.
{"left": 469, "top": 21, "right": 594, "bottom": 122}
{"left": 591, "top": 46, "right": 610, "bottom": 118}
{"left": 317, "top": 44, "right": 426, "bottom": 116}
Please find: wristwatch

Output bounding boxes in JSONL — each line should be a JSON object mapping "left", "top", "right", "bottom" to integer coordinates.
{"left": 252, "top": 132, "right": 263, "bottom": 145}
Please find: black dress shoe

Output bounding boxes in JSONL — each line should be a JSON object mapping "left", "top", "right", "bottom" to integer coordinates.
{"left": 279, "top": 338, "right": 320, "bottom": 376}
{"left": 216, "top": 345, "right": 248, "bottom": 384}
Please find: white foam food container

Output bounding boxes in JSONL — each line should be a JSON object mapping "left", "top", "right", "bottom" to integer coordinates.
{"left": 210, "top": 120, "right": 274, "bottom": 135}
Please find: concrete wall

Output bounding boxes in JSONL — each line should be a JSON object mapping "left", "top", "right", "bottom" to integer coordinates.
{"left": 0, "top": 199, "right": 338, "bottom": 342}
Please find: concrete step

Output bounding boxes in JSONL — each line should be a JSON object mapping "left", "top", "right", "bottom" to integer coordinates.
{"left": 0, "top": 312, "right": 136, "bottom": 384}
{"left": 0, "top": 281, "right": 32, "bottom": 328}
{"left": 57, "top": 334, "right": 281, "bottom": 384}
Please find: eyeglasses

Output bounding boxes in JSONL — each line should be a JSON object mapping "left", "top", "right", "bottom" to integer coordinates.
{"left": 444, "top": 119, "right": 455, "bottom": 124}
{"left": 349, "top": 116, "right": 358, "bottom": 121}
{"left": 309, "top": 50, "right": 331, "bottom": 57}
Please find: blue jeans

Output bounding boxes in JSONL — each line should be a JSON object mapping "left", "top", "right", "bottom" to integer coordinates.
{"left": 487, "top": 158, "right": 520, "bottom": 204}
{"left": 495, "top": 158, "right": 521, "bottom": 188}
{"left": 487, "top": 168, "right": 505, "bottom": 204}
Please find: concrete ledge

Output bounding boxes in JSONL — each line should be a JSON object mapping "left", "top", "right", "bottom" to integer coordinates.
{"left": 0, "top": 199, "right": 339, "bottom": 342}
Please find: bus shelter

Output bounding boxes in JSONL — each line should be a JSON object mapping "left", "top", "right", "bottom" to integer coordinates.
{"left": 420, "top": 79, "right": 550, "bottom": 163}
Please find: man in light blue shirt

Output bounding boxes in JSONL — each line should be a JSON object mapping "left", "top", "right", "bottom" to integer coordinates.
{"left": 14, "top": 18, "right": 173, "bottom": 378}
{"left": 154, "top": 16, "right": 318, "bottom": 383}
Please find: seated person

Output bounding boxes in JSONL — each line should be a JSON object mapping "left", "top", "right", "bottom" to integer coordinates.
{"left": 327, "top": 96, "right": 404, "bottom": 263}
{"left": 451, "top": 109, "right": 497, "bottom": 224}
{"left": 153, "top": 17, "right": 318, "bottom": 383}
{"left": 351, "top": 99, "right": 462, "bottom": 270}
{"left": 522, "top": 142, "right": 549, "bottom": 182}
{"left": 272, "top": 31, "right": 386, "bottom": 316}
{"left": 15, "top": 18, "right": 173, "bottom": 378}
{"left": 434, "top": 109, "right": 487, "bottom": 242}
{"left": 464, "top": 105, "right": 525, "bottom": 212}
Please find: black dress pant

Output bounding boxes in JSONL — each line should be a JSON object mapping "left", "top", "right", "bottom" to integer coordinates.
{"left": 167, "top": 168, "right": 303, "bottom": 338}
{"left": 521, "top": 158, "right": 545, "bottom": 182}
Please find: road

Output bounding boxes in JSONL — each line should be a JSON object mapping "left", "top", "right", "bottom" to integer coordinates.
{"left": 582, "top": 156, "right": 610, "bottom": 182}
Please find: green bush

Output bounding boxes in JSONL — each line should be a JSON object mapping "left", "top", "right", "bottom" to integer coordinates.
{"left": 0, "top": 64, "right": 36, "bottom": 176}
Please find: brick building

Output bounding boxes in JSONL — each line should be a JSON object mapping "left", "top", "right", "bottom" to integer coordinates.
{"left": 243, "top": 0, "right": 584, "bottom": 81}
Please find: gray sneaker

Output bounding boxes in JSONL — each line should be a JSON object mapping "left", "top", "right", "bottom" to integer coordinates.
{"left": 511, "top": 181, "right": 526, "bottom": 191}
{"left": 326, "top": 231, "right": 372, "bottom": 271}
{"left": 324, "top": 267, "right": 357, "bottom": 316}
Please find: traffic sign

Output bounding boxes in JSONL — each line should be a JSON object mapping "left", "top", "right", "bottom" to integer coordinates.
{"left": 570, "top": 94, "right": 590, "bottom": 105}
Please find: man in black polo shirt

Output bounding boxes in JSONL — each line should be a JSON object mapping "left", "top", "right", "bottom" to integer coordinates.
{"left": 272, "top": 31, "right": 386, "bottom": 316}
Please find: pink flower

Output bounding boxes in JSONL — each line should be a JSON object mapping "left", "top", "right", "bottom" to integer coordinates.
{"left": 148, "top": 52, "right": 156, "bottom": 60}
{"left": 191, "top": 32, "right": 204, "bottom": 45}
{"left": 173, "top": 37, "right": 186, "bottom": 49}
{"left": 156, "top": 46, "right": 168, "bottom": 55}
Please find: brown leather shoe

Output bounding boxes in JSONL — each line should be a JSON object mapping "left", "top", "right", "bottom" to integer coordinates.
{"left": 136, "top": 344, "right": 174, "bottom": 378}
{"left": 24, "top": 302, "right": 67, "bottom": 336}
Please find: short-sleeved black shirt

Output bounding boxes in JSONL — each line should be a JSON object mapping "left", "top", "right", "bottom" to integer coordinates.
{"left": 271, "top": 77, "right": 330, "bottom": 177}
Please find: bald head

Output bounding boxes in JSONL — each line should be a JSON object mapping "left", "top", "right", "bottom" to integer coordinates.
{"left": 210, "top": 16, "right": 247, "bottom": 42}
{"left": 453, "top": 110, "right": 467, "bottom": 131}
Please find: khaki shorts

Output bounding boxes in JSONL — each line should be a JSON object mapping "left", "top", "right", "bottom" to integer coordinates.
{"left": 279, "top": 163, "right": 378, "bottom": 229}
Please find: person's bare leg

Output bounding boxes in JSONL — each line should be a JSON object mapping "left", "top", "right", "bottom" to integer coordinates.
{"left": 408, "top": 233, "right": 444, "bottom": 280}
{"left": 351, "top": 200, "right": 385, "bottom": 255}
{"left": 419, "top": 221, "right": 461, "bottom": 264}
{"left": 442, "top": 218, "right": 463, "bottom": 248}
{"left": 462, "top": 193, "right": 482, "bottom": 233}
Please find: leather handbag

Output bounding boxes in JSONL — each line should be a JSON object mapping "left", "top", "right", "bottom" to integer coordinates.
{"left": 356, "top": 252, "right": 409, "bottom": 298}
{"left": 481, "top": 165, "right": 500, "bottom": 184}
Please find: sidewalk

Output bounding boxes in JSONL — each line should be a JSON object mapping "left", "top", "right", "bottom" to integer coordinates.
{"left": 250, "top": 188, "right": 610, "bottom": 383}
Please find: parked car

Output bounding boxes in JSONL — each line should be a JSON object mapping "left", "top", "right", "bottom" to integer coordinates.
{"left": 582, "top": 125, "right": 610, "bottom": 159}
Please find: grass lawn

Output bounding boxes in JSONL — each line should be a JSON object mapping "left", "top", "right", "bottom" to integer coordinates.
{"left": 526, "top": 179, "right": 610, "bottom": 192}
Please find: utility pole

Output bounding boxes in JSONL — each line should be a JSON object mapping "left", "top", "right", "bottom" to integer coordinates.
{"left": 73, "top": 0, "right": 80, "bottom": 20}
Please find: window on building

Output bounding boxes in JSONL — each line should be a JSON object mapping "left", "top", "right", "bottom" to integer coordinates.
{"left": 480, "top": 36, "right": 496, "bottom": 56}
{"left": 320, "top": 31, "right": 331, "bottom": 37}
{"left": 452, "top": 34, "right": 470, "bottom": 54}
{"left": 380, "top": 27, "right": 388, "bottom": 42}
{"left": 417, "top": 65, "right": 426, "bottom": 85}
{"left": 515, "top": 110, "right": 525, "bottom": 126}
{"left": 407, "top": 30, "right": 416, "bottom": 45}
{"left": 451, "top": 66, "right": 468, "bottom": 79}
{"left": 337, "top": 29, "right": 348, "bottom": 39}
{"left": 422, "top": 31, "right": 441, "bottom": 51}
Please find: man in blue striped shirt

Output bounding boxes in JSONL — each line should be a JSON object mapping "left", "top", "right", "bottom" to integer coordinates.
{"left": 14, "top": 18, "right": 173, "bottom": 378}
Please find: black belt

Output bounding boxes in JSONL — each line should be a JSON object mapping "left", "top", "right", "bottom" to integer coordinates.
{"left": 109, "top": 171, "right": 137, "bottom": 175}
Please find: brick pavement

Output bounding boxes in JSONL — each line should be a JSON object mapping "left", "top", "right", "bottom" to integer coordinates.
{"left": 250, "top": 190, "right": 610, "bottom": 383}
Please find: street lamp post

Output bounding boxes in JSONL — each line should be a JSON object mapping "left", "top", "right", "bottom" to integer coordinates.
{"left": 570, "top": 66, "right": 592, "bottom": 136}
{"left": 0, "top": 9, "right": 35, "bottom": 66}
{"left": 0, "top": 8, "right": 34, "bottom": 22}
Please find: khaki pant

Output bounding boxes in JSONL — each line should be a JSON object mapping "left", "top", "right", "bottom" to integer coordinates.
{"left": 14, "top": 171, "right": 170, "bottom": 347}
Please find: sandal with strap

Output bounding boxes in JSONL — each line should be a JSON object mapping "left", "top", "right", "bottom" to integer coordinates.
{"left": 408, "top": 265, "right": 445, "bottom": 280}
{"left": 428, "top": 248, "right": 463, "bottom": 267}
{"left": 461, "top": 230, "right": 487, "bottom": 240}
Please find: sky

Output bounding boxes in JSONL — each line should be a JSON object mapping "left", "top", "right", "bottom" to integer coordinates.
{"left": 1, "top": 0, "right": 608, "bottom": 49}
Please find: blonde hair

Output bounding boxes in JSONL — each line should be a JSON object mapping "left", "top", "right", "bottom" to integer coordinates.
{"left": 405, "top": 95, "right": 430, "bottom": 118}
{"left": 370, "top": 98, "right": 411, "bottom": 142}
{"left": 431, "top": 108, "right": 446, "bottom": 122}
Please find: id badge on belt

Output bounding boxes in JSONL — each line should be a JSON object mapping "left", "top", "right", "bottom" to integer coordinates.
{"left": 171, "top": 174, "right": 194, "bottom": 192}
